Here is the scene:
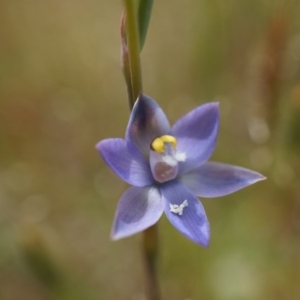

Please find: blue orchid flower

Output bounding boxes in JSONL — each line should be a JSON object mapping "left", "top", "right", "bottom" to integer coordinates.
{"left": 96, "top": 94, "right": 265, "bottom": 247}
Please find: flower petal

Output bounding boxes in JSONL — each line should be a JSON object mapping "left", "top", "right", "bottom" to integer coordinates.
{"left": 160, "top": 180, "right": 210, "bottom": 247}
{"left": 96, "top": 138, "right": 154, "bottom": 186}
{"left": 180, "top": 161, "right": 266, "bottom": 198}
{"left": 171, "top": 102, "right": 219, "bottom": 174}
{"left": 111, "top": 186, "right": 163, "bottom": 240}
{"left": 125, "top": 94, "right": 170, "bottom": 157}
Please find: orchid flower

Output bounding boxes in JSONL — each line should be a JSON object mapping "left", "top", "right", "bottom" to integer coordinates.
{"left": 96, "top": 94, "right": 265, "bottom": 247}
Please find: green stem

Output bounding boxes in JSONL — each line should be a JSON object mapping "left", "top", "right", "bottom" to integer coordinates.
{"left": 123, "top": 0, "right": 143, "bottom": 108}
{"left": 142, "top": 225, "right": 161, "bottom": 300}
{"left": 122, "top": 2, "right": 160, "bottom": 299}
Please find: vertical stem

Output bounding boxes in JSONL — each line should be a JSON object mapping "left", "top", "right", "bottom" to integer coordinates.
{"left": 142, "top": 225, "right": 161, "bottom": 300}
{"left": 122, "top": 1, "right": 160, "bottom": 299}
{"left": 123, "top": 0, "right": 143, "bottom": 108}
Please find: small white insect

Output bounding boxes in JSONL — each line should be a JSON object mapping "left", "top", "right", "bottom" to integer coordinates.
{"left": 169, "top": 199, "right": 188, "bottom": 216}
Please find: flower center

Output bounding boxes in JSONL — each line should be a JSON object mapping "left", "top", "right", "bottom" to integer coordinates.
{"left": 149, "top": 135, "right": 186, "bottom": 183}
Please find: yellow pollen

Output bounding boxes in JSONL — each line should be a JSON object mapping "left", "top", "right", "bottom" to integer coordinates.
{"left": 151, "top": 135, "right": 177, "bottom": 153}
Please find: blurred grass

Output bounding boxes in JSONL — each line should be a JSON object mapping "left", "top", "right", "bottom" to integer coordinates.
{"left": 1, "top": 0, "right": 300, "bottom": 299}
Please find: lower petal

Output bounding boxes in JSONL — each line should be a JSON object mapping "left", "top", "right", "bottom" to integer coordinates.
{"left": 160, "top": 181, "right": 210, "bottom": 247}
{"left": 111, "top": 186, "right": 163, "bottom": 240}
{"left": 180, "top": 161, "right": 266, "bottom": 198}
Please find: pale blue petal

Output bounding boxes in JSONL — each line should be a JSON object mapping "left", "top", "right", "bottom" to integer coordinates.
{"left": 171, "top": 102, "right": 219, "bottom": 174}
{"left": 96, "top": 138, "right": 154, "bottom": 187}
{"left": 111, "top": 186, "right": 163, "bottom": 240}
{"left": 125, "top": 94, "right": 170, "bottom": 157}
{"left": 160, "top": 181, "right": 210, "bottom": 247}
{"left": 180, "top": 162, "right": 266, "bottom": 198}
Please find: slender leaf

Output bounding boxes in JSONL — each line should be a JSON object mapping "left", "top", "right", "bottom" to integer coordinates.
{"left": 137, "top": 0, "right": 154, "bottom": 50}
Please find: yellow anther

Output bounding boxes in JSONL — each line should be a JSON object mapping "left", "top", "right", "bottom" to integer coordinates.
{"left": 160, "top": 135, "right": 177, "bottom": 148}
{"left": 151, "top": 135, "right": 177, "bottom": 153}
{"left": 151, "top": 138, "right": 165, "bottom": 153}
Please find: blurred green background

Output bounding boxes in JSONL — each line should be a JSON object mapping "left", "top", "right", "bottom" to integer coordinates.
{"left": 1, "top": 1, "right": 300, "bottom": 299}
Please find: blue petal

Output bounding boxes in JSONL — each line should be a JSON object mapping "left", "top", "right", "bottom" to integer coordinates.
{"left": 111, "top": 186, "right": 163, "bottom": 240}
{"left": 180, "top": 162, "right": 266, "bottom": 198}
{"left": 171, "top": 102, "right": 219, "bottom": 174}
{"left": 125, "top": 94, "right": 170, "bottom": 157}
{"left": 160, "top": 181, "right": 210, "bottom": 247}
{"left": 96, "top": 138, "right": 154, "bottom": 187}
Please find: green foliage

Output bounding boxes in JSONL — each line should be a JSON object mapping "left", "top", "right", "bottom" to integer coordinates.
{"left": 137, "top": 0, "right": 154, "bottom": 50}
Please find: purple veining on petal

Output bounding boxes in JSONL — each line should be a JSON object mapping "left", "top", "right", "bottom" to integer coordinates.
{"left": 171, "top": 102, "right": 219, "bottom": 174}
{"left": 96, "top": 138, "right": 154, "bottom": 187}
{"left": 125, "top": 94, "right": 170, "bottom": 157}
{"left": 111, "top": 186, "right": 163, "bottom": 240}
{"left": 160, "top": 180, "right": 210, "bottom": 247}
{"left": 180, "top": 161, "right": 266, "bottom": 198}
